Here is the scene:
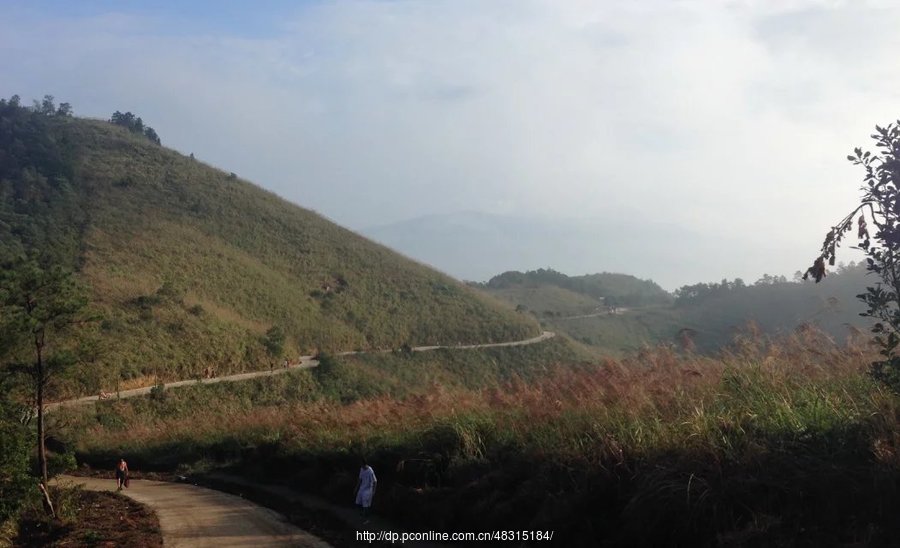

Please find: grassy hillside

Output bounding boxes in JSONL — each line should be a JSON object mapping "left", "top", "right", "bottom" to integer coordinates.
{"left": 475, "top": 268, "right": 671, "bottom": 310}
{"left": 490, "top": 284, "right": 604, "bottom": 317}
{"left": 0, "top": 101, "right": 538, "bottom": 394}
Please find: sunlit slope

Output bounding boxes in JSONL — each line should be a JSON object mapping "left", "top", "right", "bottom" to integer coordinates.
{"left": 489, "top": 284, "right": 604, "bottom": 316}
{"left": 2, "top": 111, "right": 538, "bottom": 382}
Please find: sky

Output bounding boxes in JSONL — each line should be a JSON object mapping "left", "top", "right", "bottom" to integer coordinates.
{"left": 2, "top": 0, "right": 896, "bottom": 288}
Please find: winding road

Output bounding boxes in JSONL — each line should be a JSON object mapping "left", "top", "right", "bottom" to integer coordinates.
{"left": 46, "top": 331, "right": 556, "bottom": 548}
{"left": 48, "top": 331, "right": 557, "bottom": 546}
{"left": 47, "top": 330, "right": 555, "bottom": 412}
{"left": 58, "top": 475, "right": 331, "bottom": 548}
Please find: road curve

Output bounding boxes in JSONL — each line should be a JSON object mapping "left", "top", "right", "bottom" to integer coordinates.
{"left": 47, "top": 331, "right": 556, "bottom": 412}
{"left": 57, "top": 475, "right": 331, "bottom": 548}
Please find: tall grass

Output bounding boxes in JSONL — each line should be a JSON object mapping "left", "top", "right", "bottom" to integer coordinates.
{"left": 67, "top": 329, "right": 900, "bottom": 544}
{"left": 73, "top": 328, "right": 890, "bottom": 459}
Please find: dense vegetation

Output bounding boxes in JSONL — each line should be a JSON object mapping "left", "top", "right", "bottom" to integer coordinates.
{"left": 0, "top": 97, "right": 538, "bottom": 400}
{"left": 109, "top": 110, "right": 161, "bottom": 145}
{"left": 62, "top": 336, "right": 585, "bottom": 465}
{"left": 60, "top": 329, "right": 900, "bottom": 546}
{"left": 662, "top": 263, "right": 870, "bottom": 350}
{"left": 0, "top": 394, "right": 30, "bottom": 536}
{"left": 483, "top": 263, "right": 870, "bottom": 354}
{"left": 0, "top": 95, "right": 87, "bottom": 529}
{"left": 0, "top": 95, "right": 85, "bottom": 266}
{"left": 475, "top": 268, "right": 672, "bottom": 310}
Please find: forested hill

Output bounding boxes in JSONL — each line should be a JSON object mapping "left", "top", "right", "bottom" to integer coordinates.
{"left": 664, "top": 264, "right": 871, "bottom": 349}
{"left": 479, "top": 264, "right": 870, "bottom": 354}
{"left": 0, "top": 97, "right": 539, "bottom": 389}
{"left": 474, "top": 268, "right": 672, "bottom": 313}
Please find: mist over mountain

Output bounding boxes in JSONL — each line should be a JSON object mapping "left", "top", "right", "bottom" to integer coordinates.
{"left": 362, "top": 211, "right": 799, "bottom": 290}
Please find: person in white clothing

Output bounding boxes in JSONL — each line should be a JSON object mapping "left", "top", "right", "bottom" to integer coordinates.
{"left": 354, "top": 458, "right": 377, "bottom": 517}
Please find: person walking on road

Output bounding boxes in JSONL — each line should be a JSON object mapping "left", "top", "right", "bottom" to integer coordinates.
{"left": 115, "top": 458, "right": 129, "bottom": 491}
{"left": 354, "top": 458, "right": 377, "bottom": 518}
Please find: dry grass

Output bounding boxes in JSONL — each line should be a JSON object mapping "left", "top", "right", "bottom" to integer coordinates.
{"left": 14, "top": 488, "right": 162, "bottom": 548}
{"left": 67, "top": 329, "right": 900, "bottom": 546}
{"left": 76, "top": 327, "right": 897, "bottom": 467}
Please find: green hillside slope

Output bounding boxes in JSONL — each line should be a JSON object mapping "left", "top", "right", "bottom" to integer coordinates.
{"left": 490, "top": 283, "right": 604, "bottom": 317}
{"left": 475, "top": 268, "right": 671, "bottom": 311}
{"left": 480, "top": 265, "right": 870, "bottom": 354}
{"left": 0, "top": 101, "right": 538, "bottom": 390}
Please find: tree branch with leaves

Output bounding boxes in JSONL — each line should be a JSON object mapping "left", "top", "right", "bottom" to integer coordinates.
{"left": 806, "top": 122, "right": 900, "bottom": 389}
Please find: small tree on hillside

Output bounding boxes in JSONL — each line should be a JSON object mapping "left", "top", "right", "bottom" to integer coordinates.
{"left": 805, "top": 121, "right": 900, "bottom": 389}
{"left": 110, "top": 110, "right": 161, "bottom": 145}
{"left": 0, "top": 260, "right": 88, "bottom": 484}
{"left": 143, "top": 126, "right": 160, "bottom": 145}
{"left": 34, "top": 95, "right": 55, "bottom": 116}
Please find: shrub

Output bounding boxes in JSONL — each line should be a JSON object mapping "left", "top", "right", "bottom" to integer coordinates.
{"left": 149, "top": 383, "right": 166, "bottom": 402}
{"left": 0, "top": 407, "right": 30, "bottom": 524}
{"left": 47, "top": 452, "right": 77, "bottom": 478}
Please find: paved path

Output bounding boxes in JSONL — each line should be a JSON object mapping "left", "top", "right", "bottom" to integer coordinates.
{"left": 47, "top": 331, "right": 555, "bottom": 412}
{"left": 554, "top": 308, "right": 629, "bottom": 320}
{"left": 57, "top": 475, "right": 331, "bottom": 548}
{"left": 47, "top": 333, "right": 559, "bottom": 544}
{"left": 201, "top": 472, "right": 452, "bottom": 548}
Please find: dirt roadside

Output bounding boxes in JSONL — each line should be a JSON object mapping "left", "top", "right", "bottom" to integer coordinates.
{"left": 57, "top": 475, "right": 332, "bottom": 548}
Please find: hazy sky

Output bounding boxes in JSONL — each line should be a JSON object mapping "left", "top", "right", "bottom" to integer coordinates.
{"left": 2, "top": 0, "right": 895, "bottom": 286}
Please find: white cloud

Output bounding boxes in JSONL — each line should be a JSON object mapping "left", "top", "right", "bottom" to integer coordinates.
{"left": 1, "top": 0, "right": 896, "bottom": 284}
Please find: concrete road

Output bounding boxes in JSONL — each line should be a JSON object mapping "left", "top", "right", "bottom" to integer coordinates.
{"left": 47, "top": 331, "right": 556, "bottom": 413}
{"left": 58, "top": 475, "right": 332, "bottom": 548}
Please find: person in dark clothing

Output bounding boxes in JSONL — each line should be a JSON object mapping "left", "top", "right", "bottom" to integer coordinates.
{"left": 115, "top": 458, "right": 129, "bottom": 490}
